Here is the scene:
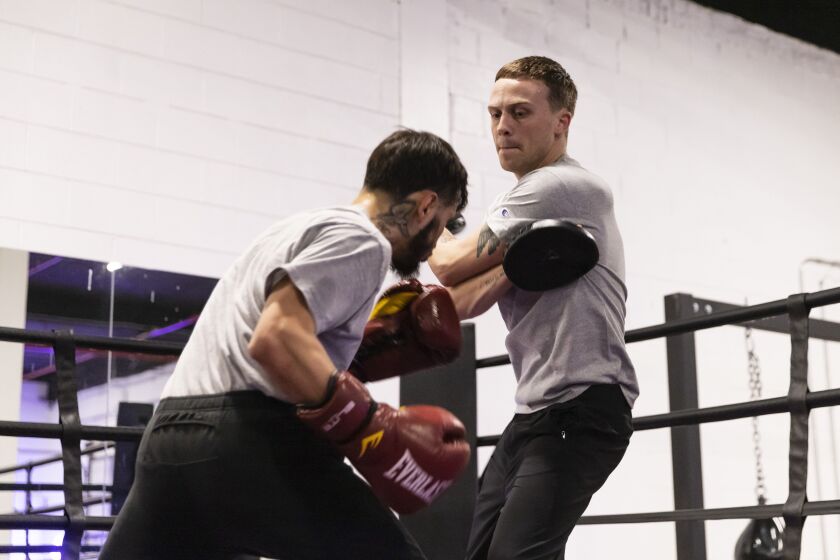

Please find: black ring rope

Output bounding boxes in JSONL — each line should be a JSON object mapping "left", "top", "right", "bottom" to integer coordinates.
{"left": 0, "top": 545, "right": 102, "bottom": 553}
{"left": 0, "top": 326, "right": 183, "bottom": 355}
{"left": 0, "top": 443, "right": 110, "bottom": 475}
{"left": 0, "top": 483, "right": 113, "bottom": 492}
{"left": 476, "top": 286, "right": 840, "bottom": 368}
{"left": 0, "top": 421, "right": 143, "bottom": 441}
{"left": 579, "top": 498, "right": 840, "bottom": 525}
{"left": 0, "top": 287, "right": 838, "bottom": 560}
{"left": 475, "top": 386, "right": 840, "bottom": 447}
{"left": 0, "top": 514, "right": 115, "bottom": 530}
{"left": 28, "top": 496, "right": 111, "bottom": 516}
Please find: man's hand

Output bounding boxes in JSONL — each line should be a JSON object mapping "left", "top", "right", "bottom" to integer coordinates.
{"left": 428, "top": 224, "right": 506, "bottom": 287}
{"left": 350, "top": 280, "right": 461, "bottom": 382}
{"left": 297, "top": 371, "right": 471, "bottom": 514}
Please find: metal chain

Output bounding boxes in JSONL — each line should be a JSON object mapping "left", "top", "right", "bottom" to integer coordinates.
{"left": 744, "top": 325, "right": 767, "bottom": 504}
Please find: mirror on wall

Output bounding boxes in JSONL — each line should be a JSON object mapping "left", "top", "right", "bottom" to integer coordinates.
{"left": 4, "top": 251, "right": 218, "bottom": 555}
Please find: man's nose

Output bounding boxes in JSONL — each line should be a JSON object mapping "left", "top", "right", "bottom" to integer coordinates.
{"left": 496, "top": 113, "right": 513, "bottom": 135}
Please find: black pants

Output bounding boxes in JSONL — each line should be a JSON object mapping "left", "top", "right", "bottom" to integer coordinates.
{"left": 100, "top": 391, "right": 426, "bottom": 560}
{"left": 465, "top": 384, "right": 633, "bottom": 560}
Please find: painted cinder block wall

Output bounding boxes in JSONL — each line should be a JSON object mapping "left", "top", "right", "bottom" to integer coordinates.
{"left": 1, "top": 0, "right": 839, "bottom": 557}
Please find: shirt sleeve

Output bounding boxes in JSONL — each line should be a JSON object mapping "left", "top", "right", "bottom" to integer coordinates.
{"left": 266, "top": 222, "right": 388, "bottom": 334}
{"left": 484, "top": 169, "right": 577, "bottom": 243}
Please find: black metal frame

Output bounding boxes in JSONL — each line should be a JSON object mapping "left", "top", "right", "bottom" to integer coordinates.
{"left": 0, "top": 441, "right": 113, "bottom": 556}
{"left": 406, "top": 286, "right": 840, "bottom": 560}
{"left": 662, "top": 293, "right": 840, "bottom": 560}
{"left": 0, "top": 286, "right": 838, "bottom": 559}
{"left": 665, "top": 294, "right": 707, "bottom": 559}
{"left": 399, "top": 324, "right": 477, "bottom": 559}
{"left": 0, "top": 327, "right": 164, "bottom": 557}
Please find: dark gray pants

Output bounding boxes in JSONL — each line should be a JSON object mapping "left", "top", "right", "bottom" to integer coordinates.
{"left": 100, "top": 391, "right": 426, "bottom": 560}
{"left": 465, "top": 384, "right": 633, "bottom": 560}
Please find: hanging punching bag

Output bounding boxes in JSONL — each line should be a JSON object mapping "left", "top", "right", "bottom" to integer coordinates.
{"left": 734, "top": 517, "right": 784, "bottom": 559}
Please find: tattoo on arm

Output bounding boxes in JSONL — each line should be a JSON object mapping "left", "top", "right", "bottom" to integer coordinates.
{"left": 476, "top": 225, "right": 502, "bottom": 258}
{"left": 374, "top": 200, "right": 417, "bottom": 239}
{"left": 480, "top": 268, "right": 505, "bottom": 289}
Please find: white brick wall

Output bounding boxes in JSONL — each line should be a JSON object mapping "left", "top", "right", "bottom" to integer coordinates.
{"left": 119, "top": 53, "right": 204, "bottom": 107}
{"left": 32, "top": 32, "right": 123, "bottom": 92}
{"left": 0, "top": 69, "right": 75, "bottom": 129}
{"left": 26, "top": 126, "right": 121, "bottom": 185}
{"left": 0, "top": 0, "right": 79, "bottom": 35}
{"left": 2, "top": 0, "right": 840, "bottom": 557}
{"left": 78, "top": 0, "right": 166, "bottom": 56}
{"left": 74, "top": 88, "right": 158, "bottom": 144}
{"left": 447, "top": 1, "right": 840, "bottom": 558}
{"left": 0, "top": 118, "right": 27, "bottom": 168}
{"left": 112, "top": 0, "right": 202, "bottom": 21}
{"left": 0, "top": 21, "right": 32, "bottom": 73}
{"left": 0, "top": 0, "right": 400, "bottom": 276}
{"left": 116, "top": 143, "right": 205, "bottom": 200}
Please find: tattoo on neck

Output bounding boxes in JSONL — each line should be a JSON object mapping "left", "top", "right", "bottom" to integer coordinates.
{"left": 477, "top": 224, "right": 502, "bottom": 257}
{"left": 374, "top": 200, "right": 417, "bottom": 239}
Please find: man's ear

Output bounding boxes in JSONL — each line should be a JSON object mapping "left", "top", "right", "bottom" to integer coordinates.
{"left": 555, "top": 109, "right": 572, "bottom": 138}
{"left": 416, "top": 190, "right": 440, "bottom": 223}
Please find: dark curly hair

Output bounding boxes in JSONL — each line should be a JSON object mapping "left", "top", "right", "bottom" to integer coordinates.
{"left": 364, "top": 129, "right": 468, "bottom": 212}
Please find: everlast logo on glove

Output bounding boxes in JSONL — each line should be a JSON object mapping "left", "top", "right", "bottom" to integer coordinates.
{"left": 383, "top": 449, "right": 454, "bottom": 504}
{"left": 359, "top": 430, "right": 384, "bottom": 457}
{"left": 297, "top": 372, "right": 470, "bottom": 515}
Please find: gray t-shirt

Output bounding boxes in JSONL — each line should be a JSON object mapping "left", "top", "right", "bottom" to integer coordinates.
{"left": 486, "top": 155, "right": 638, "bottom": 413}
{"left": 161, "top": 206, "right": 391, "bottom": 402}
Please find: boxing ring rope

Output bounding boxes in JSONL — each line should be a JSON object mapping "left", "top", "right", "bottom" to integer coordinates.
{"left": 476, "top": 386, "right": 840, "bottom": 446}
{"left": 0, "top": 329, "right": 165, "bottom": 556}
{"left": 0, "top": 442, "right": 114, "bottom": 554}
{"left": 0, "top": 286, "right": 838, "bottom": 559}
{"left": 472, "top": 286, "right": 840, "bottom": 560}
{"left": 0, "top": 443, "right": 112, "bottom": 475}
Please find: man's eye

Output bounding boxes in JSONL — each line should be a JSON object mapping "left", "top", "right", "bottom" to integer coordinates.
{"left": 515, "top": 111, "right": 526, "bottom": 118}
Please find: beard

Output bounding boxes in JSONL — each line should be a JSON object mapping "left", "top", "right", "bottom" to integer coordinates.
{"left": 390, "top": 218, "right": 440, "bottom": 279}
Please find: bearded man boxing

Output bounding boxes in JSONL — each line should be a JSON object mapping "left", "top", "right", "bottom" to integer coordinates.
{"left": 100, "top": 129, "right": 470, "bottom": 560}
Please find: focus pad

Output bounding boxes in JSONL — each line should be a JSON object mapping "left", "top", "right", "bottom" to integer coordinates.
{"left": 502, "top": 219, "right": 599, "bottom": 291}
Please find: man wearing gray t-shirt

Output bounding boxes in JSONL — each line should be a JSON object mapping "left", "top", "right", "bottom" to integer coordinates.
{"left": 101, "top": 130, "right": 470, "bottom": 560}
{"left": 430, "top": 56, "right": 638, "bottom": 559}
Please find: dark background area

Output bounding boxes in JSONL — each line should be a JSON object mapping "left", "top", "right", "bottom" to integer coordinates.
{"left": 692, "top": 0, "right": 840, "bottom": 55}
{"left": 25, "top": 253, "right": 217, "bottom": 394}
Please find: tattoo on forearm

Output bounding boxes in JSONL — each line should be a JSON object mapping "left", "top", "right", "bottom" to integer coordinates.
{"left": 476, "top": 225, "right": 502, "bottom": 258}
{"left": 507, "top": 223, "right": 532, "bottom": 243}
{"left": 480, "top": 268, "right": 505, "bottom": 289}
{"left": 374, "top": 200, "right": 417, "bottom": 239}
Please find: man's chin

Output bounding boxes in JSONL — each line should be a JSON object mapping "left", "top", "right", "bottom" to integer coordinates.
{"left": 390, "top": 260, "right": 420, "bottom": 279}
{"left": 498, "top": 156, "right": 517, "bottom": 172}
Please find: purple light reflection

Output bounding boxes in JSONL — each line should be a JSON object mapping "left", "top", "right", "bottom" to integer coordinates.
{"left": 142, "top": 316, "right": 198, "bottom": 339}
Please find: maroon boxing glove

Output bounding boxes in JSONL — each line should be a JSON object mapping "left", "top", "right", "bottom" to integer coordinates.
{"left": 297, "top": 371, "right": 471, "bottom": 514}
{"left": 350, "top": 280, "right": 462, "bottom": 382}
